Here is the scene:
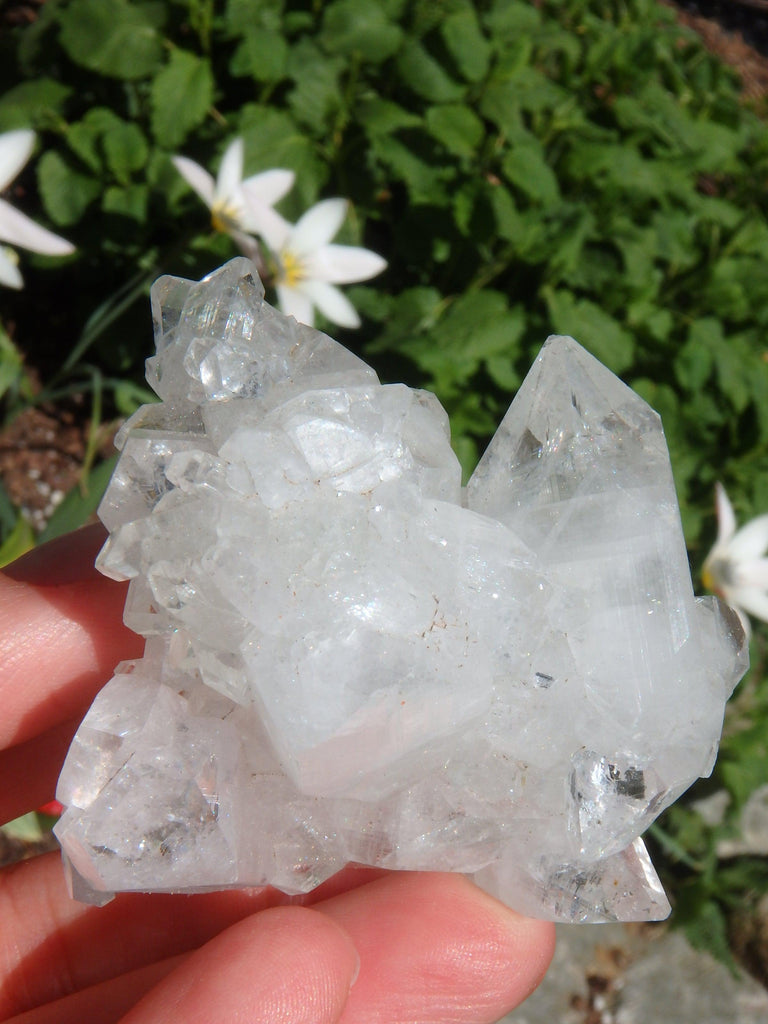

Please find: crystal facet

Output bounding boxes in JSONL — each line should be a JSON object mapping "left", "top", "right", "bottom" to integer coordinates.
{"left": 54, "top": 258, "right": 747, "bottom": 921}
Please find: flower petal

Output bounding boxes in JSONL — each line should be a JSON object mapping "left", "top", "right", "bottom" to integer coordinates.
{"left": 238, "top": 195, "right": 294, "bottom": 246}
{"left": 276, "top": 282, "right": 316, "bottom": 327}
{"left": 734, "top": 557, "right": 768, "bottom": 590}
{"left": 229, "top": 227, "right": 263, "bottom": 263}
{"left": 728, "top": 514, "right": 768, "bottom": 562}
{"left": 172, "top": 156, "right": 215, "bottom": 208}
{"left": 730, "top": 586, "right": 768, "bottom": 626}
{"left": 241, "top": 168, "right": 295, "bottom": 206}
{"left": 714, "top": 482, "right": 737, "bottom": 547}
{"left": 306, "top": 243, "right": 387, "bottom": 284}
{"left": 302, "top": 279, "right": 361, "bottom": 328}
{"left": 291, "top": 198, "right": 348, "bottom": 255}
{"left": 255, "top": 206, "right": 293, "bottom": 253}
{"left": 0, "top": 129, "right": 35, "bottom": 191}
{"left": 0, "top": 246, "right": 22, "bottom": 289}
{"left": 0, "top": 198, "right": 74, "bottom": 255}
{"left": 217, "top": 137, "right": 244, "bottom": 202}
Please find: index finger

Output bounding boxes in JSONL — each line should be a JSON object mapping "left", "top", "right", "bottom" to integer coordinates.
{"left": 0, "top": 524, "right": 142, "bottom": 752}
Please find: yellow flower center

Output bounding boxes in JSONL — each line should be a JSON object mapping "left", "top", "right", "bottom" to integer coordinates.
{"left": 701, "top": 556, "right": 730, "bottom": 598}
{"left": 701, "top": 565, "right": 715, "bottom": 592}
{"left": 211, "top": 200, "right": 240, "bottom": 235}
{"left": 280, "top": 249, "right": 305, "bottom": 288}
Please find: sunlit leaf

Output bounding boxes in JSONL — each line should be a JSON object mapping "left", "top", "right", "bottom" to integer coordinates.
{"left": 58, "top": 0, "right": 164, "bottom": 80}
{"left": 150, "top": 51, "right": 214, "bottom": 148}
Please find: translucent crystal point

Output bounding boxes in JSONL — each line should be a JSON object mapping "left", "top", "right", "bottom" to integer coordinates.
{"left": 55, "top": 263, "right": 747, "bottom": 921}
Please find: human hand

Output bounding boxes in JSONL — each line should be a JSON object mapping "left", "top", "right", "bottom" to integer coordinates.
{"left": 0, "top": 524, "right": 555, "bottom": 1024}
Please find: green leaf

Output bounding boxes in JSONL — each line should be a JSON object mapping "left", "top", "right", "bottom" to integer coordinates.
{"left": 680, "top": 897, "right": 738, "bottom": 974}
{"left": 225, "top": 0, "right": 283, "bottom": 36}
{"left": 286, "top": 39, "right": 343, "bottom": 132}
{"left": 238, "top": 107, "right": 325, "bottom": 205}
{"left": 102, "top": 183, "right": 149, "bottom": 221}
{"left": 502, "top": 137, "right": 560, "bottom": 205}
{"left": 411, "top": 291, "right": 525, "bottom": 389}
{"left": 0, "top": 79, "right": 72, "bottom": 131}
{"left": 425, "top": 104, "right": 484, "bottom": 158}
{"left": 0, "top": 515, "right": 35, "bottom": 568}
{"left": 57, "top": 0, "right": 165, "bottom": 80}
{"left": 0, "top": 478, "right": 19, "bottom": 541}
{"left": 485, "top": 354, "right": 521, "bottom": 392}
{"left": 676, "top": 319, "right": 719, "bottom": 390}
{"left": 230, "top": 28, "right": 288, "bottom": 81}
{"left": 396, "top": 39, "right": 465, "bottom": 102}
{"left": 483, "top": 0, "right": 541, "bottom": 39}
{"left": 0, "top": 327, "right": 27, "bottom": 403}
{"left": 543, "top": 289, "right": 634, "bottom": 373}
{"left": 357, "top": 98, "right": 421, "bottom": 137}
{"left": 487, "top": 184, "right": 521, "bottom": 242}
{"left": 38, "top": 455, "right": 119, "bottom": 544}
{"left": 441, "top": 7, "right": 491, "bottom": 83}
{"left": 113, "top": 382, "right": 158, "bottom": 417}
{"left": 707, "top": 257, "right": 768, "bottom": 324}
{"left": 66, "top": 121, "right": 104, "bottom": 174}
{"left": 1, "top": 810, "right": 46, "bottom": 842}
{"left": 320, "top": 0, "right": 403, "bottom": 63}
{"left": 453, "top": 433, "right": 479, "bottom": 484}
{"left": 711, "top": 336, "right": 753, "bottom": 415}
{"left": 367, "top": 286, "right": 443, "bottom": 355}
{"left": 37, "top": 151, "right": 100, "bottom": 226}
{"left": 103, "top": 121, "right": 149, "bottom": 184}
{"left": 370, "top": 134, "right": 454, "bottom": 205}
{"left": 150, "top": 51, "right": 214, "bottom": 148}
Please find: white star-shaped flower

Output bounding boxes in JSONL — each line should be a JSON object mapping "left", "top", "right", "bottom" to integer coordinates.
{"left": 258, "top": 197, "right": 387, "bottom": 328}
{"left": 702, "top": 482, "right": 768, "bottom": 637}
{"left": 172, "top": 137, "right": 294, "bottom": 250}
{"left": 0, "top": 129, "right": 75, "bottom": 289}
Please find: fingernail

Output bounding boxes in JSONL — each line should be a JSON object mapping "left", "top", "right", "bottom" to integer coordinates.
{"left": 3, "top": 523, "right": 108, "bottom": 587}
{"left": 350, "top": 950, "right": 361, "bottom": 989}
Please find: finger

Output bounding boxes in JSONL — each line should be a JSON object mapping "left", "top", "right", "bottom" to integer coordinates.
{"left": 3, "top": 858, "right": 552, "bottom": 1022}
{"left": 0, "top": 853, "right": 375, "bottom": 1018}
{"left": 0, "top": 717, "right": 80, "bottom": 825}
{"left": 0, "top": 525, "right": 142, "bottom": 750}
{"left": 7, "top": 956, "right": 185, "bottom": 1024}
{"left": 6, "top": 865, "right": 390, "bottom": 1024}
{"left": 317, "top": 871, "right": 555, "bottom": 1024}
{"left": 118, "top": 907, "right": 358, "bottom": 1024}
{"left": 0, "top": 852, "right": 281, "bottom": 1019}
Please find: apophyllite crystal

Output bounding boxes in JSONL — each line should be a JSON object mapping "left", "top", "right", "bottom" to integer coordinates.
{"left": 54, "top": 258, "right": 747, "bottom": 921}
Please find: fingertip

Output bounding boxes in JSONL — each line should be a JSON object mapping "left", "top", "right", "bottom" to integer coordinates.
{"left": 317, "top": 871, "right": 556, "bottom": 1024}
{"left": 120, "top": 905, "right": 359, "bottom": 1024}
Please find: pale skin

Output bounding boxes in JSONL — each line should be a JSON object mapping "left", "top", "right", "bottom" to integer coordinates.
{"left": 0, "top": 525, "right": 555, "bottom": 1024}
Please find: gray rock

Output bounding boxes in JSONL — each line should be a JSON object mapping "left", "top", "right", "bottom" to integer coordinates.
{"left": 502, "top": 923, "right": 768, "bottom": 1024}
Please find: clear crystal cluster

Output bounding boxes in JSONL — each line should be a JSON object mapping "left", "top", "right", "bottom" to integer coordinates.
{"left": 54, "top": 258, "right": 747, "bottom": 921}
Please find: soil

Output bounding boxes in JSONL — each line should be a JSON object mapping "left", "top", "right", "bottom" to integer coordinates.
{"left": 0, "top": 402, "right": 89, "bottom": 532}
{"left": 670, "top": 1, "right": 768, "bottom": 102}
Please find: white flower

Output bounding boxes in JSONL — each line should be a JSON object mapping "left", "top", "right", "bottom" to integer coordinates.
{"left": 0, "top": 129, "right": 75, "bottom": 289}
{"left": 172, "top": 137, "right": 294, "bottom": 250}
{"left": 702, "top": 482, "right": 768, "bottom": 637}
{"left": 258, "top": 197, "right": 387, "bottom": 328}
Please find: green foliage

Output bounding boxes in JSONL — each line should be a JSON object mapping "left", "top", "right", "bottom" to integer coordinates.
{"left": 57, "top": 0, "right": 166, "bottom": 80}
{"left": 38, "top": 454, "right": 119, "bottom": 543}
{"left": 2, "top": 0, "right": 768, "bottom": 968}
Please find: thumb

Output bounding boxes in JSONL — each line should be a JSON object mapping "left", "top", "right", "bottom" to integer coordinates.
{"left": 119, "top": 906, "right": 359, "bottom": 1024}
